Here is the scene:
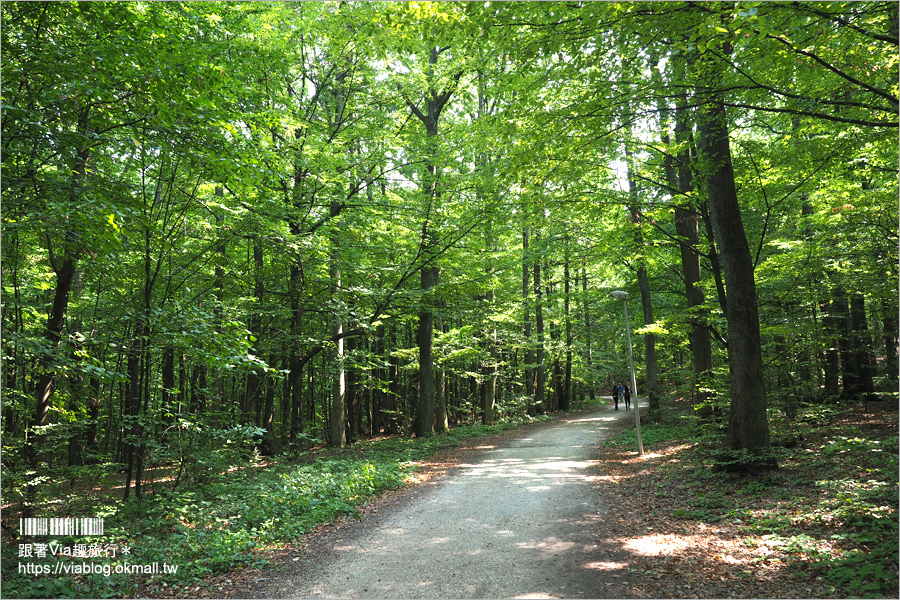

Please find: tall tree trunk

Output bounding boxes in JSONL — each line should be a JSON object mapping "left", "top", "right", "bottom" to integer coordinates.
{"left": 624, "top": 142, "right": 659, "bottom": 415}
{"left": 29, "top": 122, "right": 89, "bottom": 478}
{"left": 637, "top": 265, "right": 658, "bottom": 412}
{"left": 329, "top": 201, "right": 347, "bottom": 447}
{"left": 533, "top": 259, "right": 545, "bottom": 415}
{"left": 563, "top": 254, "right": 572, "bottom": 412}
{"left": 288, "top": 260, "right": 304, "bottom": 445}
{"left": 416, "top": 261, "right": 437, "bottom": 437}
{"left": 850, "top": 294, "right": 876, "bottom": 400}
{"left": 346, "top": 337, "right": 357, "bottom": 444}
{"left": 582, "top": 267, "right": 596, "bottom": 403}
{"left": 523, "top": 228, "right": 535, "bottom": 397}
{"left": 833, "top": 291, "right": 857, "bottom": 397}
{"left": 30, "top": 257, "right": 77, "bottom": 467}
{"left": 671, "top": 100, "right": 715, "bottom": 413}
{"left": 696, "top": 46, "right": 771, "bottom": 463}
{"left": 408, "top": 45, "right": 457, "bottom": 438}
{"left": 245, "top": 240, "right": 265, "bottom": 423}
{"left": 123, "top": 322, "right": 146, "bottom": 499}
{"left": 434, "top": 317, "right": 449, "bottom": 433}
{"left": 213, "top": 188, "right": 226, "bottom": 418}
{"left": 259, "top": 354, "right": 278, "bottom": 455}
{"left": 883, "top": 307, "right": 899, "bottom": 382}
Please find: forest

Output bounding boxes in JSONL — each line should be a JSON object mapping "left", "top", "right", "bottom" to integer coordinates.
{"left": 1, "top": 1, "right": 897, "bottom": 597}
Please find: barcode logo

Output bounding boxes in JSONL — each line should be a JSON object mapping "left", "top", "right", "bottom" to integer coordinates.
{"left": 19, "top": 518, "right": 104, "bottom": 536}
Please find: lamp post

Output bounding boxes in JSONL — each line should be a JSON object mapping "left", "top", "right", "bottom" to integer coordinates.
{"left": 610, "top": 290, "right": 644, "bottom": 456}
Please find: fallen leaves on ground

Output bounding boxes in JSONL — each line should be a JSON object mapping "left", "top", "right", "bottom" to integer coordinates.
{"left": 591, "top": 400, "right": 898, "bottom": 599}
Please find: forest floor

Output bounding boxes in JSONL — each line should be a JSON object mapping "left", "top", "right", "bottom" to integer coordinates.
{"left": 592, "top": 397, "right": 898, "bottom": 599}
{"left": 5, "top": 395, "right": 894, "bottom": 599}
{"left": 213, "top": 396, "right": 897, "bottom": 600}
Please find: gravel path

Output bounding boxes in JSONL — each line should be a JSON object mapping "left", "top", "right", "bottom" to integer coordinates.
{"left": 241, "top": 403, "right": 645, "bottom": 599}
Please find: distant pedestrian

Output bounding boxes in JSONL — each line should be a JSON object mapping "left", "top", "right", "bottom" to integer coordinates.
{"left": 611, "top": 384, "right": 619, "bottom": 410}
{"left": 623, "top": 384, "right": 631, "bottom": 410}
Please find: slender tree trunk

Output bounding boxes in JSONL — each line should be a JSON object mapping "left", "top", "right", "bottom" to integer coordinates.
{"left": 373, "top": 325, "right": 386, "bottom": 435}
{"left": 123, "top": 322, "right": 146, "bottom": 499}
{"left": 563, "top": 255, "right": 572, "bottom": 412}
{"left": 329, "top": 201, "right": 347, "bottom": 447}
{"left": 670, "top": 99, "right": 715, "bottom": 413}
{"left": 260, "top": 355, "right": 278, "bottom": 455}
{"left": 850, "top": 294, "right": 876, "bottom": 400}
{"left": 245, "top": 240, "right": 265, "bottom": 423}
{"left": 407, "top": 46, "right": 459, "bottom": 437}
{"left": 883, "top": 308, "right": 898, "bottom": 382}
{"left": 533, "top": 259, "right": 545, "bottom": 415}
{"left": 624, "top": 142, "right": 659, "bottom": 415}
{"left": 833, "top": 291, "right": 857, "bottom": 397}
{"left": 582, "top": 267, "right": 596, "bottom": 403}
{"left": 698, "top": 201, "right": 728, "bottom": 317}
{"left": 388, "top": 322, "right": 400, "bottom": 435}
{"left": 213, "top": 189, "right": 226, "bottom": 418}
{"left": 523, "top": 228, "right": 535, "bottom": 397}
{"left": 162, "top": 347, "right": 176, "bottom": 423}
{"left": 346, "top": 337, "right": 357, "bottom": 444}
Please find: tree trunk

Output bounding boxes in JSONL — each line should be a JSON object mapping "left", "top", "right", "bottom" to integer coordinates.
{"left": 523, "top": 228, "right": 535, "bottom": 397}
{"left": 329, "top": 201, "right": 347, "bottom": 447}
{"left": 624, "top": 142, "right": 659, "bottom": 415}
{"left": 883, "top": 308, "right": 899, "bottom": 382}
{"left": 123, "top": 322, "right": 146, "bottom": 499}
{"left": 563, "top": 255, "right": 572, "bottom": 412}
{"left": 30, "top": 257, "right": 77, "bottom": 462}
{"left": 849, "top": 294, "right": 876, "bottom": 400}
{"left": 822, "top": 301, "right": 842, "bottom": 400}
{"left": 582, "top": 267, "right": 596, "bottom": 403}
{"left": 409, "top": 46, "right": 455, "bottom": 438}
{"left": 415, "top": 261, "right": 438, "bottom": 437}
{"left": 162, "top": 347, "right": 176, "bottom": 423}
{"left": 696, "top": 57, "right": 771, "bottom": 463}
{"left": 388, "top": 322, "right": 400, "bottom": 435}
{"left": 29, "top": 126, "right": 89, "bottom": 478}
{"left": 346, "top": 337, "right": 357, "bottom": 444}
{"left": 672, "top": 110, "right": 715, "bottom": 414}
{"left": 259, "top": 355, "right": 278, "bottom": 455}
{"left": 833, "top": 292, "right": 857, "bottom": 397}
{"left": 245, "top": 240, "right": 265, "bottom": 423}
{"left": 533, "top": 260, "right": 545, "bottom": 414}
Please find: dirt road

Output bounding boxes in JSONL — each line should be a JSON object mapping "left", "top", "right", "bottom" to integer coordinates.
{"left": 242, "top": 403, "right": 645, "bottom": 599}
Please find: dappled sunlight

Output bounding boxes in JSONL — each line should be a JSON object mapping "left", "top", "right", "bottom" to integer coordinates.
{"left": 582, "top": 560, "right": 630, "bottom": 571}
{"left": 456, "top": 456, "right": 598, "bottom": 485}
{"left": 516, "top": 536, "right": 581, "bottom": 554}
{"left": 563, "top": 415, "right": 623, "bottom": 425}
{"left": 623, "top": 533, "right": 712, "bottom": 557}
{"left": 526, "top": 484, "right": 554, "bottom": 492}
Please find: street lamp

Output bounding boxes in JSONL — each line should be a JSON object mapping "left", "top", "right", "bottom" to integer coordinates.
{"left": 609, "top": 290, "right": 644, "bottom": 456}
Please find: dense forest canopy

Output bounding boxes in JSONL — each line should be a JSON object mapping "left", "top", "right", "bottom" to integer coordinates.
{"left": 2, "top": 0, "right": 897, "bottom": 498}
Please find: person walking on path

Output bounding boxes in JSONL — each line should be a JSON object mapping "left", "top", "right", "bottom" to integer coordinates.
{"left": 623, "top": 384, "right": 631, "bottom": 410}
{"left": 611, "top": 384, "right": 619, "bottom": 410}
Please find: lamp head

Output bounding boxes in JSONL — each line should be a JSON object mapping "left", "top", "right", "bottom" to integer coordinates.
{"left": 609, "top": 290, "right": 629, "bottom": 300}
